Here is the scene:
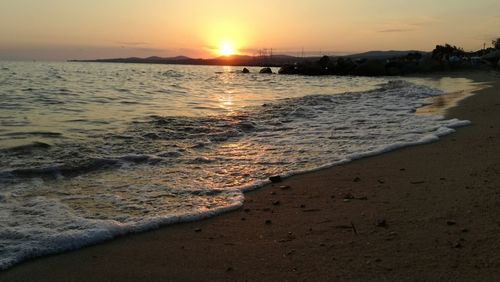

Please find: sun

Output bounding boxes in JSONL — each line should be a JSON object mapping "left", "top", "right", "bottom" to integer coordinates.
{"left": 218, "top": 41, "right": 237, "bottom": 56}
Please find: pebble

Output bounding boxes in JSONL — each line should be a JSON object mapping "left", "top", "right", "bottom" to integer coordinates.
{"left": 194, "top": 228, "right": 202, "bottom": 232}
{"left": 265, "top": 220, "right": 272, "bottom": 225}
{"left": 273, "top": 200, "right": 280, "bottom": 206}
{"left": 447, "top": 220, "right": 457, "bottom": 226}
{"left": 376, "top": 219, "right": 387, "bottom": 227}
{"left": 269, "top": 175, "right": 283, "bottom": 183}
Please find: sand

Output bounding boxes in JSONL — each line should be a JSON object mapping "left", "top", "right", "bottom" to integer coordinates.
{"left": 1, "top": 71, "right": 500, "bottom": 282}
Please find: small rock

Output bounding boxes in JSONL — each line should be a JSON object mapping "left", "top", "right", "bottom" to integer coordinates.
{"left": 377, "top": 179, "right": 385, "bottom": 184}
{"left": 270, "top": 192, "right": 276, "bottom": 195}
{"left": 269, "top": 175, "right": 282, "bottom": 183}
{"left": 353, "top": 177, "right": 361, "bottom": 182}
{"left": 273, "top": 200, "right": 280, "bottom": 206}
{"left": 242, "top": 68, "right": 250, "bottom": 73}
{"left": 461, "top": 228, "right": 469, "bottom": 233}
{"left": 400, "top": 168, "right": 406, "bottom": 171}
{"left": 447, "top": 220, "right": 457, "bottom": 226}
{"left": 259, "top": 67, "right": 273, "bottom": 74}
{"left": 241, "top": 217, "right": 246, "bottom": 221}
{"left": 244, "top": 208, "right": 250, "bottom": 213}
{"left": 376, "top": 219, "right": 387, "bottom": 227}
{"left": 343, "top": 193, "right": 355, "bottom": 200}
{"left": 300, "top": 204, "right": 306, "bottom": 208}
{"left": 279, "top": 185, "right": 291, "bottom": 190}
{"left": 454, "top": 242, "right": 463, "bottom": 249}
{"left": 265, "top": 219, "right": 272, "bottom": 225}
{"left": 226, "top": 266, "right": 234, "bottom": 272}
{"left": 194, "top": 228, "right": 202, "bottom": 232}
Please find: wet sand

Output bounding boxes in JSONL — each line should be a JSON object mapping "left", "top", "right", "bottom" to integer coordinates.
{"left": 1, "top": 71, "right": 500, "bottom": 281}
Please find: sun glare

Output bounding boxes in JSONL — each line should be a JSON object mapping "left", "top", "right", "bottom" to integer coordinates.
{"left": 219, "top": 41, "right": 236, "bottom": 56}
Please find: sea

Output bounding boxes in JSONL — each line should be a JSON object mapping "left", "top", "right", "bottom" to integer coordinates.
{"left": 0, "top": 61, "right": 481, "bottom": 270}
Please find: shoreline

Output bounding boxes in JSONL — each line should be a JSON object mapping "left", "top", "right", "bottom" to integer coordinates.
{"left": 1, "top": 70, "right": 500, "bottom": 281}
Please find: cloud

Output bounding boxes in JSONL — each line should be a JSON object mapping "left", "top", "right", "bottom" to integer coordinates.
{"left": 376, "top": 16, "right": 440, "bottom": 33}
{"left": 116, "top": 41, "right": 149, "bottom": 46}
{"left": 378, "top": 28, "right": 413, "bottom": 33}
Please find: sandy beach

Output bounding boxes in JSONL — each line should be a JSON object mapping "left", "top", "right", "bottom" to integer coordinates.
{"left": 1, "top": 71, "right": 500, "bottom": 281}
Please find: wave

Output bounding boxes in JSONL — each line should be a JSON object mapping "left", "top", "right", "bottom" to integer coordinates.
{"left": 0, "top": 154, "right": 162, "bottom": 180}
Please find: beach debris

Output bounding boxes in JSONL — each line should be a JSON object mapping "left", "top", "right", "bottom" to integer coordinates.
{"left": 375, "top": 219, "right": 387, "bottom": 227}
{"left": 269, "top": 175, "right": 283, "bottom": 183}
{"left": 334, "top": 223, "right": 358, "bottom": 234}
{"left": 334, "top": 224, "right": 353, "bottom": 229}
{"left": 242, "top": 68, "right": 250, "bottom": 73}
{"left": 351, "top": 222, "right": 358, "bottom": 235}
{"left": 265, "top": 219, "right": 272, "bottom": 225}
{"left": 279, "top": 185, "right": 291, "bottom": 190}
{"left": 302, "top": 208, "right": 321, "bottom": 212}
{"left": 344, "top": 193, "right": 355, "bottom": 200}
{"left": 447, "top": 220, "right": 457, "bottom": 226}
{"left": 272, "top": 200, "right": 280, "bottom": 206}
{"left": 259, "top": 67, "right": 273, "bottom": 74}
{"left": 343, "top": 193, "right": 367, "bottom": 201}
{"left": 353, "top": 177, "right": 361, "bottom": 182}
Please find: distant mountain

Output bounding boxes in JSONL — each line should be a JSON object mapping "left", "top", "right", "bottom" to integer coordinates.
{"left": 70, "top": 54, "right": 303, "bottom": 67}
{"left": 69, "top": 51, "right": 427, "bottom": 67}
{"left": 347, "top": 50, "right": 428, "bottom": 60}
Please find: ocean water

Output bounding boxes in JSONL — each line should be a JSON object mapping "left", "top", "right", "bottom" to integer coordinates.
{"left": 0, "top": 61, "right": 480, "bottom": 269}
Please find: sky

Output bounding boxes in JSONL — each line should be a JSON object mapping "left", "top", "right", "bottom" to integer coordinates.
{"left": 1, "top": 0, "right": 499, "bottom": 60}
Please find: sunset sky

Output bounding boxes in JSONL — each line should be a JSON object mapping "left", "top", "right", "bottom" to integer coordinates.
{"left": 1, "top": 0, "right": 499, "bottom": 60}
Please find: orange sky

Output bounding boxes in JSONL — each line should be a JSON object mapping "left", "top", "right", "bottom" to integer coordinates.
{"left": 1, "top": 0, "right": 499, "bottom": 60}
